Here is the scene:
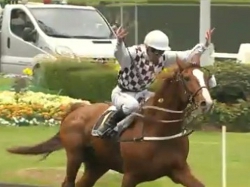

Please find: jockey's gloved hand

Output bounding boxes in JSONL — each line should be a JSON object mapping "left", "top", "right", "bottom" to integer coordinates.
{"left": 116, "top": 26, "right": 128, "bottom": 43}
{"left": 205, "top": 28, "right": 215, "bottom": 47}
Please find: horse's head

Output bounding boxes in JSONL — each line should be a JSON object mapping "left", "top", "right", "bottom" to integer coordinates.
{"left": 157, "top": 58, "right": 213, "bottom": 114}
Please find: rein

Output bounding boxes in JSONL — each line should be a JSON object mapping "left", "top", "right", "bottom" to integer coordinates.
{"left": 118, "top": 103, "right": 194, "bottom": 142}
{"left": 118, "top": 72, "right": 210, "bottom": 143}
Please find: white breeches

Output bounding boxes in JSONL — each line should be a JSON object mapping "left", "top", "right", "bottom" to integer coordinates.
{"left": 111, "top": 85, "right": 154, "bottom": 115}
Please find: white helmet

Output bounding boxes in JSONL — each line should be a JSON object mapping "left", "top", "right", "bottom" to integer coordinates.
{"left": 144, "top": 30, "right": 171, "bottom": 51}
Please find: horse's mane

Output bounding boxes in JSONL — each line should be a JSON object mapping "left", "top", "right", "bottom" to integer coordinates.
{"left": 157, "top": 63, "right": 201, "bottom": 81}
{"left": 156, "top": 64, "right": 180, "bottom": 81}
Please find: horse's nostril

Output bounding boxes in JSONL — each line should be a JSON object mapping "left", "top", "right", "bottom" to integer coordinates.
{"left": 200, "top": 101, "right": 207, "bottom": 107}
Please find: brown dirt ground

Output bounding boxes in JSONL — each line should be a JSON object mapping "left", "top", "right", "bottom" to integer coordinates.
{"left": 0, "top": 183, "right": 48, "bottom": 187}
{"left": 16, "top": 168, "right": 83, "bottom": 184}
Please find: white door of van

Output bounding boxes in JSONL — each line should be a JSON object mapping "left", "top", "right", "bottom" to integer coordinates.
{"left": 1, "top": 5, "right": 46, "bottom": 74}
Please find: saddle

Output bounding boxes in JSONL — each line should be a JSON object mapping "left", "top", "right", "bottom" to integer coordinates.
{"left": 91, "top": 109, "right": 133, "bottom": 139}
{"left": 91, "top": 98, "right": 145, "bottom": 139}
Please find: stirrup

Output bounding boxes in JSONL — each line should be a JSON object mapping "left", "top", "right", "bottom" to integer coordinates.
{"left": 97, "top": 116, "right": 117, "bottom": 136}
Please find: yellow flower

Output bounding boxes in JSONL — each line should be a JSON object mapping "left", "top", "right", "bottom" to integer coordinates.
{"left": 163, "top": 68, "right": 168, "bottom": 72}
{"left": 22, "top": 68, "right": 33, "bottom": 76}
{"left": 0, "top": 91, "right": 89, "bottom": 122}
{"left": 114, "top": 63, "right": 120, "bottom": 72}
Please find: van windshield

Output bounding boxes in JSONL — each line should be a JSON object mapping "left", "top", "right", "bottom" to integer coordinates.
{"left": 29, "top": 8, "right": 115, "bottom": 39}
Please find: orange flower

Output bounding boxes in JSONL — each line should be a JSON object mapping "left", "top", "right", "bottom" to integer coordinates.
{"left": 43, "top": 115, "right": 50, "bottom": 119}
{"left": 59, "top": 105, "right": 67, "bottom": 111}
{"left": 6, "top": 114, "right": 11, "bottom": 119}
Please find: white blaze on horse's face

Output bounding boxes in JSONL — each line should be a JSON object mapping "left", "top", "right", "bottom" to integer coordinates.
{"left": 192, "top": 69, "right": 213, "bottom": 113}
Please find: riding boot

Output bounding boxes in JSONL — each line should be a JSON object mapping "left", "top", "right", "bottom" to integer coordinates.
{"left": 97, "top": 109, "right": 127, "bottom": 136}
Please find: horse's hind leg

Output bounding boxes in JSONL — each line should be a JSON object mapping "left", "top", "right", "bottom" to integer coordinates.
{"left": 62, "top": 150, "right": 83, "bottom": 187}
{"left": 170, "top": 164, "right": 205, "bottom": 187}
{"left": 76, "top": 162, "right": 108, "bottom": 187}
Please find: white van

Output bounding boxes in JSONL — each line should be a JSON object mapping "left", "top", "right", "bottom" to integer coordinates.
{"left": 0, "top": 2, "right": 117, "bottom": 74}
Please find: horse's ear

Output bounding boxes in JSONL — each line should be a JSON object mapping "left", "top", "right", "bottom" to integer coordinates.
{"left": 176, "top": 56, "right": 185, "bottom": 71}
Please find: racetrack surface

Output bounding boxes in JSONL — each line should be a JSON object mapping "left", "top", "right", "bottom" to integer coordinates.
{"left": 0, "top": 183, "right": 49, "bottom": 187}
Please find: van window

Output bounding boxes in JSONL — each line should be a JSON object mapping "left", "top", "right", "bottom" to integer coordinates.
{"left": 10, "top": 9, "right": 34, "bottom": 38}
{"left": 29, "top": 8, "right": 115, "bottom": 39}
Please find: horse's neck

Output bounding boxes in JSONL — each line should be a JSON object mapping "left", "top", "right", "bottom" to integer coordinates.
{"left": 149, "top": 79, "right": 186, "bottom": 112}
{"left": 143, "top": 80, "right": 186, "bottom": 136}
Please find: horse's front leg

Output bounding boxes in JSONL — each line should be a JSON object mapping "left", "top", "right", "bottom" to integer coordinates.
{"left": 170, "top": 164, "right": 205, "bottom": 187}
{"left": 121, "top": 173, "right": 141, "bottom": 187}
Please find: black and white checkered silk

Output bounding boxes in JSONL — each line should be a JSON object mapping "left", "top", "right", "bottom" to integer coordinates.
{"left": 117, "top": 46, "right": 166, "bottom": 92}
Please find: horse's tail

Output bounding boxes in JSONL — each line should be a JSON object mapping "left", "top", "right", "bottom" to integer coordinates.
{"left": 7, "top": 132, "right": 62, "bottom": 156}
{"left": 7, "top": 102, "right": 89, "bottom": 159}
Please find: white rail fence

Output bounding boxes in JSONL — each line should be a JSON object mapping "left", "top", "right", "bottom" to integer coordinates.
{"left": 118, "top": 0, "right": 250, "bottom": 66}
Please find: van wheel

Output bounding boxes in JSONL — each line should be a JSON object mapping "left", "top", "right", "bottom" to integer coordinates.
{"left": 32, "top": 64, "right": 42, "bottom": 85}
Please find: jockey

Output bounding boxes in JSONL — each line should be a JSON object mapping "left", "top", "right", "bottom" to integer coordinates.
{"left": 96, "top": 27, "right": 216, "bottom": 137}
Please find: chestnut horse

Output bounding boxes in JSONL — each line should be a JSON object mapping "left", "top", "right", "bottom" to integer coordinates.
{"left": 7, "top": 60, "right": 213, "bottom": 187}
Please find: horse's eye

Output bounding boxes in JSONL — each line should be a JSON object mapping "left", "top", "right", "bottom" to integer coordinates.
{"left": 183, "top": 76, "right": 190, "bottom": 82}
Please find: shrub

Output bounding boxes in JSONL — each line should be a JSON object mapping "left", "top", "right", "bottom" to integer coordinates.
{"left": 193, "top": 100, "right": 250, "bottom": 132}
{"left": 208, "top": 60, "right": 250, "bottom": 102}
{"left": 39, "top": 57, "right": 118, "bottom": 102}
{"left": 192, "top": 61, "right": 250, "bottom": 132}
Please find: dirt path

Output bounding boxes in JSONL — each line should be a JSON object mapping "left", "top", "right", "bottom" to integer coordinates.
{"left": 0, "top": 167, "right": 119, "bottom": 187}
{"left": 0, "top": 184, "right": 49, "bottom": 187}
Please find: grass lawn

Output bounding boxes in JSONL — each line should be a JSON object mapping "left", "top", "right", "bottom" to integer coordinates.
{"left": 0, "top": 126, "right": 249, "bottom": 187}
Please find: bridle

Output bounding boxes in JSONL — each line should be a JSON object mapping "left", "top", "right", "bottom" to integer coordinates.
{"left": 178, "top": 66, "right": 211, "bottom": 106}
{"left": 118, "top": 67, "right": 211, "bottom": 142}
{"left": 176, "top": 68, "right": 210, "bottom": 125}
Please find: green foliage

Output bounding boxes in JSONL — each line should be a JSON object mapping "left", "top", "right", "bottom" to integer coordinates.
{"left": 194, "top": 100, "right": 250, "bottom": 132}
{"left": 212, "top": 60, "right": 250, "bottom": 95}
{"left": 39, "top": 57, "right": 118, "bottom": 102}
{"left": 193, "top": 61, "right": 250, "bottom": 132}
{"left": 39, "top": 58, "right": 250, "bottom": 132}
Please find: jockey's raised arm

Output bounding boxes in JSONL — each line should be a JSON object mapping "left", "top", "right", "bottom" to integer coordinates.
{"left": 163, "top": 43, "right": 207, "bottom": 67}
{"left": 164, "top": 28, "right": 214, "bottom": 66}
{"left": 114, "top": 42, "right": 137, "bottom": 69}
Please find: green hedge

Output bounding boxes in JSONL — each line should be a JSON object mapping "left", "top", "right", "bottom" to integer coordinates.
{"left": 39, "top": 58, "right": 118, "bottom": 102}
{"left": 38, "top": 58, "right": 250, "bottom": 132}
{"left": 194, "top": 100, "right": 250, "bottom": 132}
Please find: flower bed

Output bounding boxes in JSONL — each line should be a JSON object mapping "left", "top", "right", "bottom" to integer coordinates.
{"left": 0, "top": 91, "right": 90, "bottom": 126}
